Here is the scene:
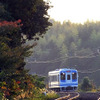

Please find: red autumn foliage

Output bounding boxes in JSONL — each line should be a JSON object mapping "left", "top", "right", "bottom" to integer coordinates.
{"left": 4, "top": 91, "right": 10, "bottom": 96}
{"left": 16, "top": 81, "right": 21, "bottom": 84}
{"left": 17, "top": 19, "right": 21, "bottom": 23}
{"left": 0, "top": 19, "right": 23, "bottom": 28}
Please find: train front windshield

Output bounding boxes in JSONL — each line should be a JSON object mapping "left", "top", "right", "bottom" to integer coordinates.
{"left": 72, "top": 72, "right": 77, "bottom": 80}
{"left": 61, "top": 72, "right": 65, "bottom": 80}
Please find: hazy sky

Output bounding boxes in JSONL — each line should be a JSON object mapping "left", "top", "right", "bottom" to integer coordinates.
{"left": 45, "top": 0, "right": 100, "bottom": 24}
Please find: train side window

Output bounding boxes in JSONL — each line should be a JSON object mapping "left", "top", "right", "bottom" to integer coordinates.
{"left": 72, "top": 72, "right": 77, "bottom": 80}
{"left": 61, "top": 72, "right": 65, "bottom": 80}
{"left": 67, "top": 75, "right": 70, "bottom": 80}
{"left": 58, "top": 75, "right": 59, "bottom": 82}
{"left": 49, "top": 76, "right": 51, "bottom": 82}
{"left": 50, "top": 75, "right": 58, "bottom": 82}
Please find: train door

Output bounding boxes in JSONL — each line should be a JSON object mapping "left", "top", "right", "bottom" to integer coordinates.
{"left": 66, "top": 71, "right": 72, "bottom": 84}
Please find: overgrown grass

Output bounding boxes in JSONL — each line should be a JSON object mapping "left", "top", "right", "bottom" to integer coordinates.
{"left": 45, "top": 91, "right": 59, "bottom": 100}
{"left": 21, "top": 91, "right": 59, "bottom": 100}
{"left": 33, "top": 91, "right": 59, "bottom": 100}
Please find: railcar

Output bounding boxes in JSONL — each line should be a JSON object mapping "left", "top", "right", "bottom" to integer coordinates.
{"left": 48, "top": 68, "right": 78, "bottom": 91}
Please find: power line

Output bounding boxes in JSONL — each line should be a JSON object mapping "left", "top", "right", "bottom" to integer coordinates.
{"left": 78, "top": 68, "right": 100, "bottom": 74}
{"left": 26, "top": 51, "right": 100, "bottom": 73}
{"left": 26, "top": 51, "right": 99, "bottom": 64}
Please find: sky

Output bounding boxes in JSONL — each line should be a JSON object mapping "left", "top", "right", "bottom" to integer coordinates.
{"left": 45, "top": 0, "right": 100, "bottom": 24}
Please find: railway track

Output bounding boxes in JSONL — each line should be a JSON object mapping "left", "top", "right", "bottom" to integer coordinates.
{"left": 55, "top": 92, "right": 79, "bottom": 100}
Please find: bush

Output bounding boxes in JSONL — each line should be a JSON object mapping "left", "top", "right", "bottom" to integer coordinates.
{"left": 80, "top": 77, "right": 96, "bottom": 92}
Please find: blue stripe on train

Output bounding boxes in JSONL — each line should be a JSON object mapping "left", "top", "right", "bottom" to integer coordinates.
{"left": 50, "top": 83, "right": 78, "bottom": 87}
{"left": 61, "top": 80, "right": 77, "bottom": 82}
{"left": 60, "top": 83, "right": 78, "bottom": 86}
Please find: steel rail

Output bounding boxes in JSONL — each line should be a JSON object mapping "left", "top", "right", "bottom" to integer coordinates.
{"left": 55, "top": 93, "right": 70, "bottom": 100}
{"left": 68, "top": 92, "right": 80, "bottom": 100}
{"left": 55, "top": 92, "right": 79, "bottom": 100}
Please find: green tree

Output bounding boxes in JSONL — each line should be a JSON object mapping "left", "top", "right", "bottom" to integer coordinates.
{"left": 0, "top": 21, "right": 33, "bottom": 99}
{"left": 76, "top": 48, "right": 93, "bottom": 56}
{"left": 60, "top": 44, "right": 68, "bottom": 56}
{"left": 0, "top": 3, "right": 13, "bottom": 20}
{"left": 89, "top": 31, "right": 100, "bottom": 48}
{"left": 0, "top": 0, "right": 51, "bottom": 99}
{"left": 80, "top": 77, "right": 94, "bottom": 91}
{"left": 32, "top": 75, "right": 45, "bottom": 89}
{"left": 69, "top": 42, "right": 77, "bottom": 56}
{"left": 0, "top": 0, "right": 52, "bottom": 40}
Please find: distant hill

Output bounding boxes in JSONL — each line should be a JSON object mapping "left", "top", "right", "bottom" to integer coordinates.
{"left": 25, "top": 20, "right": 100, "bottom": 87}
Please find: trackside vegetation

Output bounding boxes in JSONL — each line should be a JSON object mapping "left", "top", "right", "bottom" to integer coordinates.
{"left": 0, "top": 0, "right": 52, "bottom": 99}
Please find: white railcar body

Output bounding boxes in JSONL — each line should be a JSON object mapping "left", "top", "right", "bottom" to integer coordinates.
{"left": 48, "top": 68, "right": 78, "bottom": 91}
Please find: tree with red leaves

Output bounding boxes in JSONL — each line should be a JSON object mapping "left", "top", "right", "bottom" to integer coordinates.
{"left": 0, "top": 0, "right": 51, "bottom": 99}
{"left": 0, "top": 0, "right": 52, "bottom": 40}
